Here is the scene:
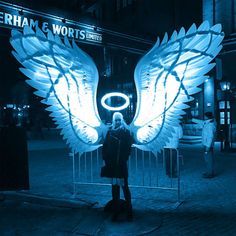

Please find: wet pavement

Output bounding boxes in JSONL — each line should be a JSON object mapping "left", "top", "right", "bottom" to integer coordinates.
{"left": 0, "top": 138, "right": 236, "bottom": 235}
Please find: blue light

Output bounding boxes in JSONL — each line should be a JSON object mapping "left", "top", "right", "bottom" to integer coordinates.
{"left": 10, "top": 26, "right": 104, "bottom": 154}
{"left": 130, "top": 21, "right": 224, "bottom": 153}
{"left": 101, "top": 92, "right": 130, "bottom": 111}
{"left": 9, "top": 21, "right": 224, "bottom": 154}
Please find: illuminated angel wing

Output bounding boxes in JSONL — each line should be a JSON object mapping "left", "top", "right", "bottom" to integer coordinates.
{"left": 130, "top": 21, "right": 224, "bottom": 154}
{"left": 10, "top": 26, "right": 105, "bottom": 153}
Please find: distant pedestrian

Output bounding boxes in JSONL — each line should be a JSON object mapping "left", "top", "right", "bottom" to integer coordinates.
{"left": 101, "top": 112, "right": 133, "bottom": 221}
{"left": 164, "top": 123, "right": 183, "bottom": 177}
{"left": 192, "top": 112, "right": 216, "bottom": 178}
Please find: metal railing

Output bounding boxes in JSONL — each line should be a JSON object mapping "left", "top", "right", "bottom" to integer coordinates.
{"left": 70, "top": 146, "right": 183, "bottom": 203}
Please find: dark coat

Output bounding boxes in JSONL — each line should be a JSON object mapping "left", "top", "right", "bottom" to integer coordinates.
{"left": 102, "top": 127, "right": 132, "bottom": 178}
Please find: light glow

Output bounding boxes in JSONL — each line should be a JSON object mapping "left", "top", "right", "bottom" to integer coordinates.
{"left": 10, "top": 22, "right": 224, "bottom": 154}
{"left": 101, "top": 92, "right": 130, "bottom": 111}
{"left": 10, "top": 26, "right": 104, "bottom": 154}
{"left": 130, "top": 21, "right": 224, "bottom": 153}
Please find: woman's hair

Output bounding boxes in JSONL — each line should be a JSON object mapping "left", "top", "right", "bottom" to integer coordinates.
{"left": 112, "top": 112, "right": 129, "bottom": 130}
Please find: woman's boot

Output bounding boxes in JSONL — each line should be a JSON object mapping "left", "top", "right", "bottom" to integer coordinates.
{"left": 122, "top": 184, "right": 133, "bottom": 221}
{"left": 111, "top": 184, "right": 120, "bottom": 221}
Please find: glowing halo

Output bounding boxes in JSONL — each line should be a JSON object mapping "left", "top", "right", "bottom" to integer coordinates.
{"left": 101, "top": 92, "right": 130, "bottom": 111}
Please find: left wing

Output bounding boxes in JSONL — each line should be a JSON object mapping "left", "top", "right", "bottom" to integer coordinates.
{"left": 130, "top": 21, "right": 224, "bottom": 154}
{"left": 10, "top": 26, "right": 105, "bottom": 154}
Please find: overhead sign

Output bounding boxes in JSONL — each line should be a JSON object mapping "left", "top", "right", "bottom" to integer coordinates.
{"left": 0, "top": 2, "right": 102, "bottom": 44}
{"left": 0, "top": 1, "right": 153, "bottom": 54}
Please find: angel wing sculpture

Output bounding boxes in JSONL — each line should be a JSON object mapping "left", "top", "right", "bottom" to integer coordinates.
{"left": 10, "top": 21, "right": 224, "bottom": 154}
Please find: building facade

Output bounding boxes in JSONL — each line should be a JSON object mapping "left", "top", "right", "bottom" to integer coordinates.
{"left": 0, "top": 0, "right": 235, "bottom": 147}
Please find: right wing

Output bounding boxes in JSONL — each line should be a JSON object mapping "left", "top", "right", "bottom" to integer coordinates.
{"left": 130, "top": 21, "right": 224, "bottom": 154}
{"left": 10, "top": 26, "right": 106, "bottom": 154}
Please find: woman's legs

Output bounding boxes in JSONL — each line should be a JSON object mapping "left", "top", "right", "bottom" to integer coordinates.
{"left": 122, "top": 178, "right": 133, "bottom": 221}
{"left": 112, "top": 184, "right": 120, "bottom": 201}
{"left": 111, "top": 184, "right": 120, "bottom": 221}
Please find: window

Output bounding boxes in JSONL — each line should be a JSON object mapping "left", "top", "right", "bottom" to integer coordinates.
{"left": 219, "top": 101, "right": 230, "bottom": 109}
{"left": 219, "top": 101, "right": 225, "bottom": 109}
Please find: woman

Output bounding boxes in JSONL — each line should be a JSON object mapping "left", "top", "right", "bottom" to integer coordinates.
{"left": 101, "top": 112, "right": 133, "bottom": 221}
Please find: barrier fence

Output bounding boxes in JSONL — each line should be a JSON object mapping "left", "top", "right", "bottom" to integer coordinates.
{"left": 71, "top": 146, "right": 183, "bottom": 203}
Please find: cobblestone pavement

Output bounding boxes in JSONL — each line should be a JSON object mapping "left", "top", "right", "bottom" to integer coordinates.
{"left": 0, "top": 141, "right": 236, "bottom": 235}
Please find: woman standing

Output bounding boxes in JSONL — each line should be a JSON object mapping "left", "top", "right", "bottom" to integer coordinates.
{"left": 101, "top": 112, "right": 133, "bottom": 221}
